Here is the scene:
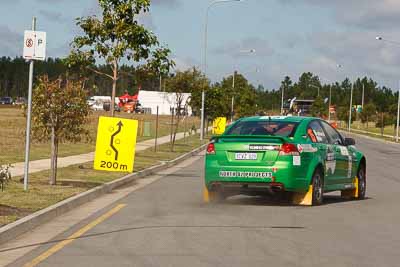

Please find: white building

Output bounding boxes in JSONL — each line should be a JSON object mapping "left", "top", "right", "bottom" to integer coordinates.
{"left": 138, "top": 91, "right": 192, "bottom": 116}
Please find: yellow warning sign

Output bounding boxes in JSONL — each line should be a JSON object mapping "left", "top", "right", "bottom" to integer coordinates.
{"left": 94, "top": 116, "right": 138, "bottom": 173}
{"left": 212, "top": 117, "right": 227, "bottom": 135}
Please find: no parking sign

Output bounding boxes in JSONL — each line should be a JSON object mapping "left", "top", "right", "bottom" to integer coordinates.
{"left": 23, "top": 30, "right": 46, "bottom": 61}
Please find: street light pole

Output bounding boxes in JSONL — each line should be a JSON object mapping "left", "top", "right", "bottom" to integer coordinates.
{"left": 281, "top": 86, "right": 284, "bottom": 115}
{"left": 396, "top": 81, "right": 400, "bottom": 142}
{"left": 362, "top": 82, "right": 365, "bottom": 109}
{"left": 231, "top": 70, "right": 235, "bottom": 122}
{"left": 328, "top": 86, "right": 332, "bottom": 121}
{"left": 376, "top": 36, "right": 400, "bottom": 142}
{"left": 309, "top": 84, "right": 320, "bottom": 97}
{"left": 201, "top": 0, "right": 242, "bottom": 140}
{"left": 348, "top": 84, "right": 354, "bottom": 132}
{"left": 231, "top": 48, "right": 255, "bottom": 122}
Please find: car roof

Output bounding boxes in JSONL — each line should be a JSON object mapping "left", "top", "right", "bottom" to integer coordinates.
{"left": 239, "top": 116, "right": 317, "bottom": 123}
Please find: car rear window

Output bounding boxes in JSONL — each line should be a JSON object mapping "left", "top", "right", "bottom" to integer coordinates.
{"left": 225, "top": 121, "right": 298, "bottom": 137}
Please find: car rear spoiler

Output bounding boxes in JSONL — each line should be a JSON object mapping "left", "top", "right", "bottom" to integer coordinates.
{"left": 211, "top": 135, "right": 287, "bottom": 143}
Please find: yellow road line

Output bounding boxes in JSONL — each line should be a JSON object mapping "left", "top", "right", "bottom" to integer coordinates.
{"left": 24, "top": 204, "right": 126, "bottom": 267}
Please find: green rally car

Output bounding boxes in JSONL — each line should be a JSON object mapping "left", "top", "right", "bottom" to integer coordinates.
{"left": 204, "top": 116, "right": 366, "bottom": 206}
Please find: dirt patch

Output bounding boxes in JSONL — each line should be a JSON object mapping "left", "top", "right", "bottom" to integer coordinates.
{"left": 0, "top": 205, "right": 32, "bottom": 226}
{"left": 0, "top": 205, "right": 31, "bottom": 217}
{"left": 58, "top": 180, "right": 102, "bottom": 188}
{"left": 17, "top": 178, "right": 101, "bottom": 189}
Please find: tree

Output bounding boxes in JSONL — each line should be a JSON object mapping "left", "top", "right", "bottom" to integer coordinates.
{"left": 337, "top": 106, "right": 356, "bottom": 128}
{"left": 67, "top": 0, "right": 171, "bottom": 116}
{"left": 360, "top": 103, "right": 376, "bottom": 128}
{"left": 165, "top": 70, "right": 195, "bottom": 151}
{"left": 176, "top": 67, "right": 209, "bottom": 116}
{"left": 376, "top": 112, "right": 394, "bottom": 136}
{"left": 310, "top": 96, "right": 327, "bottom": 118}
{"left": 31, "top": 76, "right": 90, "bottom": 185}
{"left": 205, "top": 84, "right": 231, "bottom": 120}
{"left": 388, "top": 103, "right": 399, "bottom": 135}
{"left": 147, "top": 47, "right": 176, "bottom": 91}
{"left": 293, "top": 72, "right": 321, "bottom": 99}
{"left": 218, "top": 73, "right": 256, "bottom": 118}
{"left": 279, "top": 76, "right": 292, "bottom": 109}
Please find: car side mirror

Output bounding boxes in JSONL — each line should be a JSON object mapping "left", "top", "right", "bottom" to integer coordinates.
{"left": 344, "top": 138, "right": 355, "bottom": 146}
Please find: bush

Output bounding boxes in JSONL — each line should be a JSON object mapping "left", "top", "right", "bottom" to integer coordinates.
{"left": 0, "top": 164, "right": 12, "bottom": 191}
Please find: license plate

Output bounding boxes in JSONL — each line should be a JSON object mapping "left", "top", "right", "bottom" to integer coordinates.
{"left": 235, "top": 153, "right": 257, "bottom": 160}
{"left": 219, "top": 171, "right": 273, "bottom": 178}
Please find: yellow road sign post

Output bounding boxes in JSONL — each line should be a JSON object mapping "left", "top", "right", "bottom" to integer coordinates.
{"left": 94, "top": 117, "right": 138, "bottom": 173}
{"left": 212, "top": 117, "right": 227, "bottom": 135}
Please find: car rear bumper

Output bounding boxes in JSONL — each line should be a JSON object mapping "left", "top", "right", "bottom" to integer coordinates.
{"left": 209, "top": 181, "right": 286, "bottom": 195}
{"left": 205, "top": 162, "right": 310, "bottom": 193}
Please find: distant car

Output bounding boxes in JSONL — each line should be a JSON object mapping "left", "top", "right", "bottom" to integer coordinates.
{"left": 103, "top": 102, "right": 121, "bottom": 112}
{"left": 14, "top": 97, "right": 27, "bottom": 105}
{"left": 0, "top": 97, "right": 13, "bottom": 105}
{"left": 204, "top": 116, "right": 366, "bottom": 206}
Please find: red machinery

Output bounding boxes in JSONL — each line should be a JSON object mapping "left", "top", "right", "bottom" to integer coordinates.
{"left": 118, "top": 86, "right": 142, "bottom": 113}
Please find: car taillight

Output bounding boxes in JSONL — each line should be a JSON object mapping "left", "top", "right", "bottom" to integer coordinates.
{"left": 279, "top": 143, "right": 299, "bottom": 156}
{"left": 207, "top": 143, "right": 216, "bottom": 154}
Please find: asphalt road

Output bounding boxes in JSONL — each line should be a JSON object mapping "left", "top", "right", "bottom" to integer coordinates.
{"left": 9, "top": 134, "right": 400, "bottom": 267}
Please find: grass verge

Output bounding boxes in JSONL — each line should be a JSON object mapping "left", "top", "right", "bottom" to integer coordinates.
{"left": 0, "top": 107, "right": 200, "bottom": 163}
{"left": 0, "top": 134, "right": 206, "bottom": 226}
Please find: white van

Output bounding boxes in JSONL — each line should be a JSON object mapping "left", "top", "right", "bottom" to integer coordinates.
{"left": 87, "top": 96, "right": 111, "bottom": 111}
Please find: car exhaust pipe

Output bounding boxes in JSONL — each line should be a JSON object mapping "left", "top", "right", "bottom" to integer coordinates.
{"left": 271, "top": 185, "right": 283, "bottom": 192}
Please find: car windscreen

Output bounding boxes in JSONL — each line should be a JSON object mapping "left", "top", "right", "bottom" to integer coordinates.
{"left": 225, "top": 120, "right": 299, "bottom": 137}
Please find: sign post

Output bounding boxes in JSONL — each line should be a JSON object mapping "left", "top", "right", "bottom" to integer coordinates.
{"left": 23, "top": 17, "right": 46, "bottom": 191}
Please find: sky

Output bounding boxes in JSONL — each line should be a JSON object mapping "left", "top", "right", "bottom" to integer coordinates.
{"left": 2, "top": 0, "right": 400, "bottom": 90}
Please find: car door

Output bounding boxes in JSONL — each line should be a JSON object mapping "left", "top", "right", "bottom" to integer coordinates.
{"left": 307, "top": 121, "right": 336, "bottom": 185}
{"left": 320, "top": 121, "right": 352, "bottom": 185}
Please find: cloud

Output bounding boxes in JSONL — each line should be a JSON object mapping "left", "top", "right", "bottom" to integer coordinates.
{"left": 49, "top": 42, "right": 71, "bottom": 58}
{"left": 0, "top": 25, "right": 22, "bottom": 57}
{"left": 302, "top": 30, "right": 400, "bottom": 88}
{"left": 2, "top": 0, "right": 20, "bottom": 4}
{"left": 151, "top": 0, "right": 181, "bottom": 8}
{"left": 80, "top": 0, "right": 156, "bottom": 29}
{"left": 137, "top": 11, "right": 156, "bottom": 30}
{"left": 39, "top": 10, "right": 69, "bottom": 24}
{"left": 279, "top": 0, "right": 400, "bottom": 30}
{"left": 172, "top": 56, "right": 199, "bottom": 72}
{"left": 213, "top": 37, "right": 275, "bottom": 58}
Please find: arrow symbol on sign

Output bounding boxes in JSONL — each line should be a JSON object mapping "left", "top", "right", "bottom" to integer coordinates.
{"left": 110, "top": 121, "right": 123, "bottom": 161}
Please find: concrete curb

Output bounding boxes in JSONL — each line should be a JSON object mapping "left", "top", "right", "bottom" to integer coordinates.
{"left": 340, "top": 129, "right": 400, "bottom": 146}
{"left": 0, "top": 143, "right": 208, "bottom": 245}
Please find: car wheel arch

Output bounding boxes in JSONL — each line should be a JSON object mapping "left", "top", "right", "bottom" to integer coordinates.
{"left": 314, "top": 163, "right": 325, "bottom": 183}
{"left": 305, "top": 160, "right": 325, "bottom": 187}
{"left": 358, "top": 157, "right": 366, "bottom": 171}
{"left": 358, "top": 157, "right": 366, "bottom": 180}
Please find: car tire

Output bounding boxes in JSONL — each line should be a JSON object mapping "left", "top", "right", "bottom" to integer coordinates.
{"left": 356, "top": 164, "right": 366, "bottom": 200}
{"left": 312, "top": 169, "right": 324, "bottom": 206}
